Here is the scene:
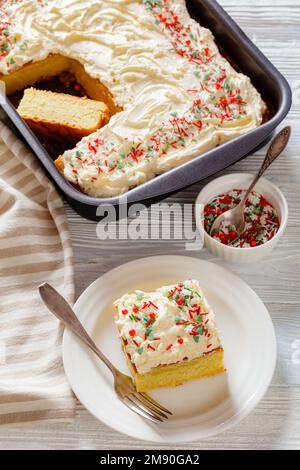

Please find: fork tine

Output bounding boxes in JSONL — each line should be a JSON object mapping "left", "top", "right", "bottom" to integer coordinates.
{"left": 123, "top": 396, "right": 163, "bottom": 423}
{"left": 139, "top": 392, "right": 173, "bottom": 415}
{"left": 130, "top": 393, "right": 169, "bottom": 420}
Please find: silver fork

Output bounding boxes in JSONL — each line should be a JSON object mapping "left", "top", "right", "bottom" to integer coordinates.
{"left": 39, "top": 283, "right": 172, "bottom": 424}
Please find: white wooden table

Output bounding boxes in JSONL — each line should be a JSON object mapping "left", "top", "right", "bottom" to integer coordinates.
{"left": 1, "top": 0, "right": 299, "bottom": 450}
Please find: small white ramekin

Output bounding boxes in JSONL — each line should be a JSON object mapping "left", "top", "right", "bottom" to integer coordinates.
{"left": 195, "top": 173, "right": 288, "bottom": 263}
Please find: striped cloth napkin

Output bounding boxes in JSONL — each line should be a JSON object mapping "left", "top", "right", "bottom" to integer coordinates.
{"left": 0, "top": 115, "right": 76, "bottom": 425}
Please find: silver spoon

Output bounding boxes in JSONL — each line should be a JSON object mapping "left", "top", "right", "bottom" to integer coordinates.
{"left": 209, "top": 126, "right": 291, "bottom": 244}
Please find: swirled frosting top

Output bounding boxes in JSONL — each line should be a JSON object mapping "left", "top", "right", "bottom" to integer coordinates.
{"left": 114, "top": 279, "right": 222, "bottom": 374}
{"left": 0, "top": 0, "right": 266, "bottom": 197}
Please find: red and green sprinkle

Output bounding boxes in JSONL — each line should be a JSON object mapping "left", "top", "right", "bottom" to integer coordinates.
{"left": 122, "top": 282, "right": 213, "bottom": 357}
{"left": 204, "top": 189, "right": 280, "bottom": 247}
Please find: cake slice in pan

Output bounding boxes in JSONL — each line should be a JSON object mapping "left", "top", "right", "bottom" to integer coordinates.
{"left": 17, "top": 88, "right": 110, "bottom": 144}
{"left": 114, "top": 280, "right": 225, "bottom": 392}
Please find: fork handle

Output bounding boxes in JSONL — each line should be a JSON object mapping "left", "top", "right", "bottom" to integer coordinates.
{"left": 39, "top": 283, "right": 117, "bottom": 376}
{"left": 241, "top": 126, "right": 291, "bottom": 206}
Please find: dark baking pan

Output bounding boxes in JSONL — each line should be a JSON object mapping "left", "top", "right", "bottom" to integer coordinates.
{"left": 0, "top": 0, "right": 292, "bottom": 220}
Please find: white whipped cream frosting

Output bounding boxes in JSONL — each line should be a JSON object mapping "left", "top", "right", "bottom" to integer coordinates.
{"left": 1, "top": 0, "right": 266, "bottom": 197}
{"left": 114, "top": 280, "right": 222, "bottom": 374}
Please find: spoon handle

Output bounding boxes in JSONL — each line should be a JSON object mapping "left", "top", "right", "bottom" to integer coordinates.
{"left": 39, "top": 283, "right": 116, "bottom": 375}
{"left": 242, "top": 125, "right": 291, "bottom": 204}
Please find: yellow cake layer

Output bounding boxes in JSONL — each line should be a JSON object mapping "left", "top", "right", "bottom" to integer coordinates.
{"left": 0, "top": 53, "right": 119, "bottom": 114}
{"left": 126, "top": 347, "right": 225, "bottom": 392}
{"left": 17, "top": 88, "right": 110, "bottom": 143}
{"left": 54, "top": 155, "right": 64, "bottom": 172}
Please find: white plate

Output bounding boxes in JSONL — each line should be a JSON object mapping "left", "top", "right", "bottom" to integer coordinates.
{"left": 63, "top": 256, "right": 276, "bottom": 443}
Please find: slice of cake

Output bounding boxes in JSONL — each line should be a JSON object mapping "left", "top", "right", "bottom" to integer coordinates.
{"left": 17, "top": 88, "right": 110, "bottom": 144}
{"left": 114, "top": 280, "right": 225, "bottom": 392}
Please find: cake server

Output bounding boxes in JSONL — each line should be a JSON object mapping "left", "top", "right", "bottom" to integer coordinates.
{"left": 209, "top": 126, "right": 291, "bottom": 243}
{"left": 39, "top": 282, "right": 172, "bottom": 424}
